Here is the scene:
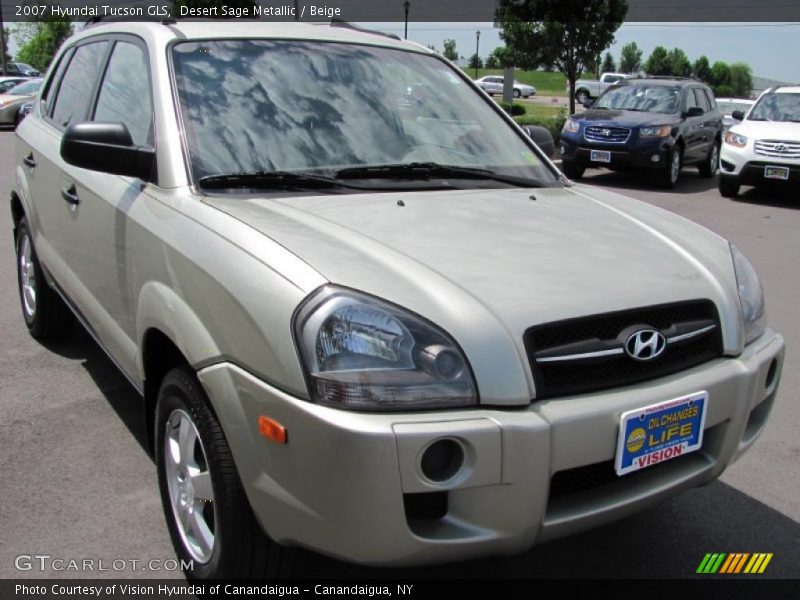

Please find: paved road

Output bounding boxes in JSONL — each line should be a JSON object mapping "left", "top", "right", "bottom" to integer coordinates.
{"left": 0, "top": 129, "right": 798, "bottom": 580}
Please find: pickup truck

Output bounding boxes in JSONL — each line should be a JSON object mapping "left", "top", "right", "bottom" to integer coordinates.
{"left": 570, "top": 72, "right": 630, "bottom": 104}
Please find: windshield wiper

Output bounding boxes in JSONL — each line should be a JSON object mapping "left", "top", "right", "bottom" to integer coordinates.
{"left": 198, "top": 170, "right": 348, "bottom": 191}
{"left": 335, "top": 162, "right": 546, "bottom": 188}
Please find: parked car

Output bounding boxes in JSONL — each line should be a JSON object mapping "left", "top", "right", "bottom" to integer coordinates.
{"left": 0, "top": 76, "right": 28, "bottom": 94}
{"left": 719, "top": 85, "right": 800, "bottom": 197}
{"left": 716, "top": 97, "right": 756, "bottom": 133}
{"left": 1, "top": 62, "right": 40, "bottom": 77}
{"left": 12, "top": 21, "right": 782, "bottom": 579}
{"left": 0, "top": 78, "right": 42, "bottom": 127}
{"left": 560, "top": 77, "right": 724, "bottom": 188}
{"left": 475, "top": 75, "right": 536, "bottom": 98}
{"left": 571, "top": 72, "right": 631, "bottom": 104}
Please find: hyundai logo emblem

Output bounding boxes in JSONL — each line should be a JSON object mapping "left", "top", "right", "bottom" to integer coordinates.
{"left": 624, "top": 329, "right": 667, "bottom": 361}
{"left": 602, "top": 128, "right": 612, "bottom": 137}
{"left": 775, "top": 144, "right": 788, "bottom": 153}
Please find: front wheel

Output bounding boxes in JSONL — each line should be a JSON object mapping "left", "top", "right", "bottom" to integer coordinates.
{"left": 513, "top": 89, "right": 521, "bottom": 99}
{"left": 698, "top": 141, "right": 720, "bottom": 178}
{"left": 561, "top": 159, "right": 585, "bottom": 180}
{"left": 719, "top": 175, "right": 741, "bottom": 198}
{"left": 660, "top": 146, "right": 683, "bottom": 188}
{"left": 156, "top": 367, "right": 293, "bottom": 579}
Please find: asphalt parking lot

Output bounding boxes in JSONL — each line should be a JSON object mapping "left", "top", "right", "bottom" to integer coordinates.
{"left": 0, "top": 128, "right": 798, "bottom": 580}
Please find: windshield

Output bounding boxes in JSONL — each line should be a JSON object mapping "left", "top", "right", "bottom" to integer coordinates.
{"left": 748, "top": 93, "right": 800, "bottom": 122}
{"left": 717, "top": 101, "right": 753, "bottom": 116}
{"left": 171, "top": 40, "right": 555, "bottom": 188}
{"left": 7, "top": 80, "right": 41, "bottom": 96}
{"left": 593, "top": 84, "right": 680, "bottom": 114}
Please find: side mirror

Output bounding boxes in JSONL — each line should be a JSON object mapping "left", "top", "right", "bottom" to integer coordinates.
{"left": 522, "top": 125, "right": 555, "bottom": 159}
{"left": 61, "top": 122, "right": 156, "bottom": 181}
{"left": 582, "top": 99, "right": 594, "bottom": 109}
{"left": 731, "top": 110, "right": 745, "bottom": 121}
{"left": 685, "top": 106, "right": 704, "bottom": 118}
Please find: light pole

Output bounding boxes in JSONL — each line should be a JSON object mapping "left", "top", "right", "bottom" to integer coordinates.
{"left": 403, "top": 0, "right": 410, "bottom": 40}
{"left": 474, "top": 30, "right": 481, "bottom": 79}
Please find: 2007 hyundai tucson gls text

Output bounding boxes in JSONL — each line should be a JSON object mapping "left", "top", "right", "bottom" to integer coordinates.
{"left": 10, "top": 21, "right": 784, "bottom": 579}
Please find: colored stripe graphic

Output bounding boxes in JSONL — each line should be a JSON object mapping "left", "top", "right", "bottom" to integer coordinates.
{"left": 698, "top": 552, "right": 773, "bottom": 574}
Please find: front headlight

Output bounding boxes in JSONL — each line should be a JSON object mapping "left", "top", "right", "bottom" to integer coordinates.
{"left": 725, "top": 131, "right": 748, "bottom": 147}
{"left": 562, "top": 118, "right": 580, "bottom": 133}
{"left": 639, "top": 125, "right": 672, "bottom": 138}
{"left": 293, "top": 287, "right": 477, "bottom": 411}
{"left": 730, "top": 244, "right": 766, "bottom": 344}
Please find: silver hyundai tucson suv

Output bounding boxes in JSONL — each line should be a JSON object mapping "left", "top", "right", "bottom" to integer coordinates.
{"left": 11, "top": 20, "right": 784, "bottom": 579}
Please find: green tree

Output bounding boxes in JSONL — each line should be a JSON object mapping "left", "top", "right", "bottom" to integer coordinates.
{"left": 442, "top": 39, "right": 458, "bottom": 62}
{"left": 729, "top": 63, "right": 753, "bottom": 97}
{"left": 667, "top": 48, "right": 692, "bottom": 77}
{"left": 498, "top": 0, "right": 628, "bottom": 114}
{"left": 644, "top": 46, "right": 671, "bottom": 75}
{"left": 14, "top": 19, "right": 73, "bottom": 72}
{"left": 601, "top": 51, "right": 616, "bottom": 73}
{"left": 693, "top": 55, "right": 711, "bottom": 82}
{"left": 619, "top": 41, "right": 642, "bottom": 73}
{"left": 468, "top": 53, "right": 483, "bottom": 69}
{"left": 709, "top": 61, "right": 731, "bottom": 87}
{"left": 484, "top": 53, "right": 498, "bottom": 69}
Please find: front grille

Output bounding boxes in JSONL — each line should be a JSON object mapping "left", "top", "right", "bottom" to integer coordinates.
{"left": 524, "top": 300, "right": 723, "bottom": 399}
{"left": 754, "top": 140, "right": 800, "bottom": 159}
{"left": 584, "top": 126, "right": 631, "bottom": 143}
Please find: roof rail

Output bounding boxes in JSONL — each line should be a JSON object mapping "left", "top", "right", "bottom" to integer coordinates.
{"left": 329, "top": 19, "right": 401, "bottom": 41}
{"left": 634, "top": 75, "right": 698, "bottom": 82}
{"left": 85, "top": 15, "right": 176, "bottom": 26}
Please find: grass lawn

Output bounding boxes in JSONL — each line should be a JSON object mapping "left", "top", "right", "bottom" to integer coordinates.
{"left": 467, "top": 68, "right": 568, "bottom": 96}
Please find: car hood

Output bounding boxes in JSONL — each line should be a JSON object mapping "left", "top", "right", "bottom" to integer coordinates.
{"left": 0, "top": 93, "right": 31, "bottom": 105}
{"left": 579, "top": 109, "right": 681, "bottom": 127}
{"left": 730, "top": 119, "right": 800, "bottom": 140}
{"left": 205, "top": 185, "right": 742, "bottom": 403}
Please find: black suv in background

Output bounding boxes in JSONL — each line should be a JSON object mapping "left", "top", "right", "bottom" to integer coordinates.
{"left": 1, "top": 62, "right": 40, "bottom": 77}
{"left": 559, "top": 77, "right": 723, "bottom": 188}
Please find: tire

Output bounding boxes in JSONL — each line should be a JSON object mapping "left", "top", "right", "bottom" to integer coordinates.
{"left": 719, "top": 175, "right": 740, "bottom": 198}
{"left": 561, "top": 159, "right": 585, "bottom": 180}
{"left": 576, "top": 90, "right": 589, "bottom": 105}
{"left": 15, "top": 219, "right": 70, "bottom": 339}
{"left": 513, "top": 89, "right": 521, "bottom": 99}
{"left": 155, "top": 367, "right": 294, "bottom": 580}
{"left": 698, "top": 140, "right": 720, "bottom": 178}
{"left": 660, "top": 146, "right": 683, "bottom": 189}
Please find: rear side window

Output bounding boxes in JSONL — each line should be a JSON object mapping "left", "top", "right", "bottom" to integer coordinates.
{"left": 50, "top": 41, "right": 108, "bottom": 129}
{"left": 703, "top": 89, "right": 717, "bottom": 110}
{"left": 93, "top": 42, "right": 153, "bottom": 146}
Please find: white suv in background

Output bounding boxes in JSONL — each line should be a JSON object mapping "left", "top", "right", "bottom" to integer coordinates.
{"left": 719, "top": 86, "right": 800, "bottom": 198}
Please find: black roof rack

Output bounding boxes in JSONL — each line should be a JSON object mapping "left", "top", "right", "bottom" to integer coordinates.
{"left": 329, "top": 19, "right": 401, "bottom": 41}
{"left": 85, "top": 15, "right": 176, "bottom": 25}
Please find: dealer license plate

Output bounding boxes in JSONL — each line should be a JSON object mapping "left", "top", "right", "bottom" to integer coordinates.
{"left": 615, "top": 391, "right": 708, "bottom": 476}
{"left": 764, "top": 165, "right": 789, "bottom": 180}
{"left": 590, "top": 150, "right": 611, "bottom": 163}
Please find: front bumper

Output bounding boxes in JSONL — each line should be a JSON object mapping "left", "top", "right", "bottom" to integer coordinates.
{"left": 197, "top": 329, "right": 783, "bottom": 566}
{"left": 561, "top": 134, "right": 673, "bottom": 170}
{"left": 719, "top": 143, "right": 800, "bottom": 184}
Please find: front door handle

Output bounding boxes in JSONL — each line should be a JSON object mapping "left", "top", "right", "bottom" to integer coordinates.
{"left": 61, "top": 184, "right": 80, "bottom": 206}
{"left": 23, "top": 153, "right": 36, "bottom": 168}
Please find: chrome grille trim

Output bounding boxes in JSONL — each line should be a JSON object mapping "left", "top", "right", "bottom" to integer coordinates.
{"left": 754, "top": 140, "right": 800, "bottom": 159}
{"left": 584, "top": 126, "right": 631, "bottom": 144}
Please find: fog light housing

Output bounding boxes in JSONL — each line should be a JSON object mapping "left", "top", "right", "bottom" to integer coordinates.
{"left": 420, "top": 439, "right": 465, "bottom": 483}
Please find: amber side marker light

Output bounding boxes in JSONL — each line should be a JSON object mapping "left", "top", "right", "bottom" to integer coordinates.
{"left": 258, "top": 416, "right": 287, "bottom": 444}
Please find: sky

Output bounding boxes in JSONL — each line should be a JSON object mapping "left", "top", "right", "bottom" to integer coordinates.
{"left": 6, "top": 21, "right": 799, "bottom": 83}
{"left": 373, "top": 22, "right": 800, "bottom": 83}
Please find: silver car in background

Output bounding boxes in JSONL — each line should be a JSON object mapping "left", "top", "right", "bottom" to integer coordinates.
{"left": 475, "top": 75, "right": 536, "bottom": 98}
{"left": 717, "top": 97, "right": 756, "bottom": 133}
{"left": 0, "top": 78, "right": 42, "bottom": 127}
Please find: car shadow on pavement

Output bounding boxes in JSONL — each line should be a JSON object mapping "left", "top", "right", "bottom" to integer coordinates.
{"left": 38, "top": 318, "right": 152, "bottom": 459}
{"left": 730, "top": 186, "right": 800, "bottom": 210}
{"left": 295, "top": 481, "right": 800, "bottom": 579}
{"left": 578, "top": 169, "right": 720, "bottom": 194}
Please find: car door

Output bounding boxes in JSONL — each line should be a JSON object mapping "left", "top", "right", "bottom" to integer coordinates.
{"left": 17, "top": 42, "right": 107, "bottom": 286}
{"left": 57, "top": 36, "right": 155, "bottom": 378}
{"left": 682, "top": 88, "right": 704, "bottom": 162}
{"left": 692, "top": 87, "right": 715, "bottom": 158}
